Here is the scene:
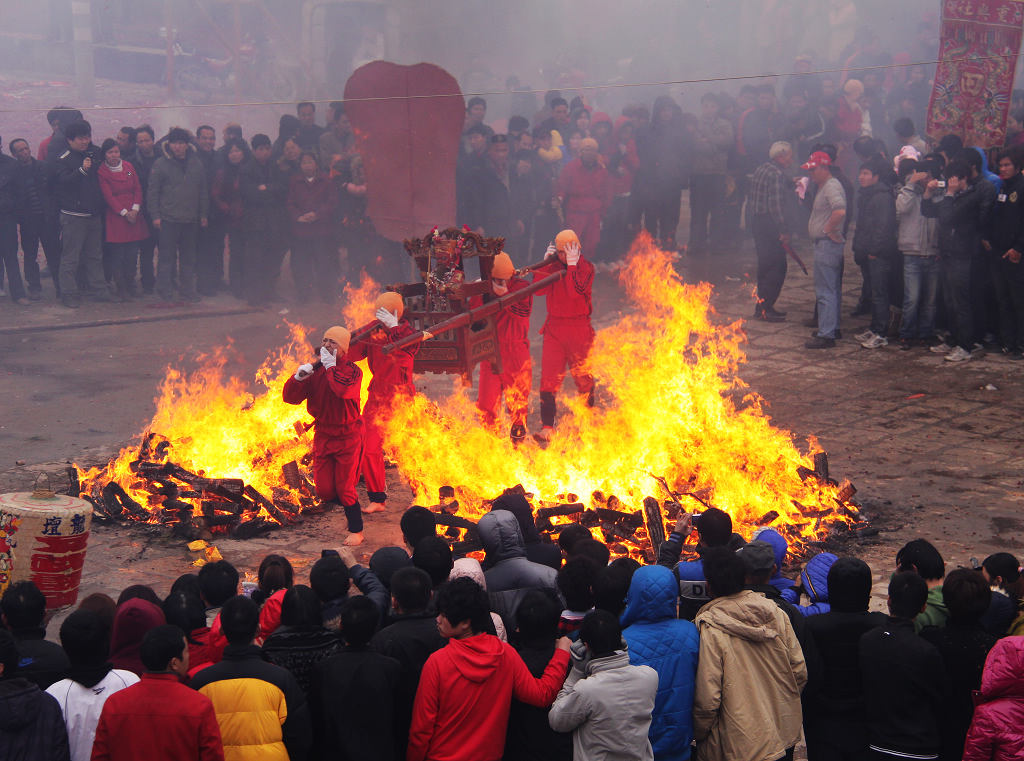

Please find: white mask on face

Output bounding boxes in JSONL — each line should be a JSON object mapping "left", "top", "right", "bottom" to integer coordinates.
{"left": 492, "top": 282, "right": 508, "bottom": 296}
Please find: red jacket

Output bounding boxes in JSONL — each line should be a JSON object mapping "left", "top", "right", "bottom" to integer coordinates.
{"left": 962, "top": 636, "right": 1024, "bottom": 761}
{"left": 609, "top": 116, "right": 640, "bottom": 196}
{"left": 470, "top": 278, "right": 532, "bottom": 358}
{"left": 98, "top": 161, "right": 149, "bottom": 243}
{"left": 347, "top": 320, "right": 418, "bottom": 410}
{"left": 282, "top": 361, "right": 363, "bottom": 437}
{"left": 286, "top": 172, "right": 337, "bottom": 239}
{"left": 407, "top": 634, "right": 569, "bottom": 761}
{"left": 91, "top": 673, "right": 224, "bottom": 761}
{"left": 556, "top": 157, "right": 612, "bottom": 217}
{"left": 258, "top": 588, "right": 287, "bottom": 641}
{"left": 535, "top": 259, "right": 594, "bottom": 321}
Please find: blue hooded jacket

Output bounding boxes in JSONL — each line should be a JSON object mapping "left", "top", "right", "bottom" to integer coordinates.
{"left": 753, "top": 527, "right": 796, "bottom": 594}
{"left": 621, "top": 565, "right": 700, "bottom": 761}
{"left": 780, "top": 551, "right": 837, "bottom": 616}
{"left": 973, "top": 146, "right": 1001, "bottom": 193}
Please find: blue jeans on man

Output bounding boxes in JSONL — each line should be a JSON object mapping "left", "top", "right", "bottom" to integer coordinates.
{"left": 814, "top": 238, "right": 845, "bottom": 339}
{"left": 900, "top": 255, "right": 940, "bottom": 340}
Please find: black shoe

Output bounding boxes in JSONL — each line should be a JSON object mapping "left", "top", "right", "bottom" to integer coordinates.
{"left": 805, "top": 336, "right": 836, "bottom": 349}
{"left": 756, "top": 310, "right": 786, "bottom": 323}
{"left": 898, "top": 338, "right": 914, "bottom": 351}
{"left": 850, "top": 303, "right": 870, "bottom": 317}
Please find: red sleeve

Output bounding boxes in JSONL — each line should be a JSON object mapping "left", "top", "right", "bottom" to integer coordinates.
{"left": 282, "top": 374, "right": 311, "bottom": 405}
{"left": 531, "top": 260, "right": 563, "bottom": 296}
{"left": 407, "top": 653, "right": 441, "bottom": 761}
{"left": 198, "top": 698, "right": 226, "bottom": 761}
{"left": 509, "top": 644, "right": 570, "bottom": 707}
{"left": 325, "top": 361, "right": 362, "bottom": 400}
{"left": 97, "top": 169, "right": 120, "bottom": 215}
{"left": 211, "top": 169, "right": 230, "bottom": 215}
{"left": 389, "top": 322, "right": 420, "bottom": 360}
{"left": 508, "top": 278, "right": 532, "bottom": 317}
{"left": 258, "top": 589, "right": 285, "bottom": 641}
{"left": 38, "top": 136, "right": 50, "bottom": 162}
{"left": 90, "top": 709, "right": 112, "bottom": 761}
{"left": 568, "top": 259, "right": 594, "bottom": 299}
{"left": 345, "top": 339, "right": 369, "bottom": 362}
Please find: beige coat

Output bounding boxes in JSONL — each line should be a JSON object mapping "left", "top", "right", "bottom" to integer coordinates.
{"left": 693, "top": 590, "right": 808, "bottom": 761}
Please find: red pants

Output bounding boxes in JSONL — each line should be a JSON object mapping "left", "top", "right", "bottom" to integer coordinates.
{"left": 565, "top": 209, "right": 603, "bottom": 257}
{"left": 540, "top": 317, "right": 595, "bottom": 395}
{"left": 360, "top": 403, "right": 388, "bottom": 502}
{"left": 478, "top": 349, "right": 532, "bottom": 429}
{"left": 313, "top": 428, "right": 363, "bottom": 532}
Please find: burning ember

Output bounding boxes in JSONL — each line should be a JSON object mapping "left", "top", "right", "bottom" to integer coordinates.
{"left": 76, "top": 236, "right": 859, "bottom": 552}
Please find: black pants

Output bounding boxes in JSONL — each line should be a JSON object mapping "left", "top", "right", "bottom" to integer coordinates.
{"left": 868, "top": 256, "right": 893, "bottom": 335}
{"left": 630, "top": 186, "right": 681, "bottom": 243}
{"left": 991, "top": 254, "right": 1024, "bottom": 350}
{"left": 751, "top": 214, "right": 787, "bottom": 311}
{"left": 106, "top": 241, "right": 140, "bottom": 294}
{"left": 227, "top": 228, "right": 247, "bottom": 298}
{"left": 137, "top": 233, "right": 156, "bottom": 293}
{"left": 246, "top": 228, "right": 284, "bottom": 304}
{"left": 0, "top": 215, "right": 25, "bottom": 300}
{"left": 290, "top": 235, "right": 339, "bottom": 302}
{"left": 18, "top": 213, "right": 61, "bottom": 295}
{"left": 941, "top": 256, "right": 974, "bottom": 350}
{"left": 689, "top": 173, "right": 727, "bottom": 253}
{"left": 197, "top": 218, "right": 226, "bottom": 295}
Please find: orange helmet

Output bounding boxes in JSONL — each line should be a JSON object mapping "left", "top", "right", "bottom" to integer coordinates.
{"left": 375, "top": 291, "right": 404, "bottom": 318}
{"left": 555, "top": 229, "right": 580, "bottom": 252}
{"left": 490, "top": 252, "right": 515, "bottom": 279}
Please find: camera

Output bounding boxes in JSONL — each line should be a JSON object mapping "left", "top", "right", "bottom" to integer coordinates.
{"left": 936, "top": 180, "right": 946, "bottom": 188}
{"left": 321, "top": 548, "right": 340, "bottom": 559}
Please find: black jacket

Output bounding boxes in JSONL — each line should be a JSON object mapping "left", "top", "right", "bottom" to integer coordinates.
{"left": 239, "top": 157, "right": 286, "bottom": 231}
{"left": 985, "top": 173, "right": 1024, "bottom": 255}
{"left": 313, "top": 646, "right": 402, "bottom": 761}
{"left": 922, "top": 182, "right": 988, "bottom": 260}
{"left": 504, "top": 639, "right": 573, "bottom": 761}
{"left": 0, "top": 677, "right": 71, "bottom": 761}
{"left": 261, "top": 625, "right": 343, "bottom": 697}
{"left": 0, "top": 154, "right": 19, "bottom": 218}
{"left": 464, "top": 161, "right": 511, "bottom": 239}
{"left": 11, "top": 628, "right": 70, "bottom": 689}
{"left": 54, "top": 146, "right": 105, "bottom": 216}
{"left": 13, "top": 158, "right": 53, "bottom": 219}
{"left": 853, "top": 181, "right": 898, "bottom": 261}
{"left": 859, "top": 617, "right": 948, "bottom": 758}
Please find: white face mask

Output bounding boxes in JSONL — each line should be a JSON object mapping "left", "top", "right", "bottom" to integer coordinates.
{"left": 492, "top": 282, "right": 508, "bottom": 296}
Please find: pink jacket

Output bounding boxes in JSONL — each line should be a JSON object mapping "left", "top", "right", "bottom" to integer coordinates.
{"left": 98, "top": 161, "right": 149, "bottom": 243}
{"left": 962, "top": 636, "right": 1024, "bottom": 761}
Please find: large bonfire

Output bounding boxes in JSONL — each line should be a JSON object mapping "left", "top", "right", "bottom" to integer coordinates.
{"left": 78, "top": 236, "right": 854, "bottom": 547}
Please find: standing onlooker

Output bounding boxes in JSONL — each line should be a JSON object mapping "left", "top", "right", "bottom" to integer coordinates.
{"left": 10, "top": 137, "right": 60, "bottom": 299}
{"left": 620, "top": 564, "right": 700, "bottom": 761}
{"left": 979, "top": 553, "right": 1021, "bottom": 637}
{"left": 240, "top": 134, "right": 286, "bottom": 305}
{"left": 548, "top": 610, "right": 659, "bottom": 761}
{"left": 286, "top": 151, "right": 338, "bottom": 302}
{"left": 749, "top": 141, "right": 795, "bottom": 322}
{"left": 859, "top": 572, "right": 947, "bottom": 761}
{"left": 295, "top": 101, "right": 325, "bottom": 151}
{"left": 194, "top": 124, "right": 225, "bottom": 296}
{"left": 132, "top": 125, "right": 160, "bottom": 295}
{"left": 148, "top": 127, "right": 209, "bottom": 302}
{"left": 55, "top": 120, "right": 108, "bottom": 308}
{"left": 631, "top": 96, "right": 689, "bottom": 250}
{"left": 689, "top": 93, "right": 734, "bottom": 256}
{"left": 46, "top": 610, "right": 139, "bottom": 761}
{"left": 804, "top": 150, "right": 848, "bottom": 349}
{"left": 853, "top": 155, "right": 899, "bottom": 349}
{"left": 896, "top": 158, "right": 942, "bottom": 349}
{"left": 319, "top": 102, "right": 354, "bottom": 170}
{"left": 0, "top": 580, "right": 70, "bottom": 689}
{"left": 91, "top": 625, "right": 224, "bottom": 761}
{"left": 961, "top": 636, "right": 1024, "bottom": 761}
{"left": 0, "top": 134, "right": 28, "bottom": 305}
{"left": 693, "top": 547, "right": 807, "bottom": 761}
{"left": 97, "top": 138, "right": 149, "bottom": 300}
{"left": 984, "top": 149, "right": 1024, "bottom": 357}
{"left": 210, "top": 137, "right": 249, "bottom": 299}
{"left": 896, "top": 539, "right": 949, "bottom": 632}
{"left": 260, "top": 585, "right": 343, "bottom": 697}
{"left": 0, "top": 629, "right": 71, "bottom": 761}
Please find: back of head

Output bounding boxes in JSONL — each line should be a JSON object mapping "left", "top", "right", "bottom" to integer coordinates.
{"left": 310, "top": 555, "right": 351, "bottom": 602}
{"left": 140, "top": 625, "right": 186, "bottom": 672}
{"left": 0, "top": 629, "right": 20, "bottom": 678}
{"left": 938, "top": 133, "right": 965, "bottom": 156}
{"left": 162, "top": 591, "right": 207, "bottom": 634}
{"left": 982, "top": 553, "right": 1021, "bottom": 588}
{"left": 198, "top": 560, "right": 239, "bottom": 607}
{"left": 492, "top": 492, "right": 541, "bottom": 544}
{"left": 78, "top": 593, "right": 117, "bottom": 635}
{"left": 169, "top": 574, "right": 202, "bottom": 601}
{"left": 828, "top": 557, "right": 873, "bottom": 613}
{"left": 369, "top": 547, "right": 412, "bottom": 590}
{"left": 888, "top": 571, "right": 929, "bottom": 619}
{"left": 117, "top": 584, "right": 162, "bottom": 609}
{"left": 257, "top": 554, "right": 294, "bottom": 600}
{"left": 558, "top": 557, "right": 598, "bottom": 611}
{"left": 435, "top": 577, "right": 491, "bottom": 634}
{"left": 515, "top": 589, "right": 561, "bottom": 643}
{"left": 942, "top": 569, "right": 991, "bottom": 622}
{"left": 696, "top": 508, "right": 733, "bottom": 548}
{"left": 401, "top": 506, "right": 437, "bottom": 548}
{"left": 570, "top": 537, "right": 610, "bottom": 567}
{"left": 1, "top": 580, "right": 47, "bottom": 631}
{"left": 390, "top": 567, "right": 432, "bottom": 614}
{"left": 220, "top": 595, "right": 259, "bottom": 646}
{"left": 702, "top": 546, "right": 746, "bottom": 598}
{"left": 896, "top": 539, "right": 945, "bottom": 581}
{"left": 111, "top": 598, "right": 167, "bottom": 654}
{"left": 412, "top": 536, "right": 454, "bottom": 588}
{"left": 593, "top": 558, "right": 640, "bottom": 616}
{"left": 59, "top": 609, "right": 110, "bottom": 667}
{"left": 953, "top": 148, "right": 983, "bottom": 174}
{"left": 558, "top": 523, "right": 591, "bottom": 556}
{"left": 340, "top": 596, "right": 379, "bottom": 647}
{"left": 280, "top": 585, "right": 323, "bottom": 628}
{"left": 579, "top": 609, "right": 622, "bottom": 658}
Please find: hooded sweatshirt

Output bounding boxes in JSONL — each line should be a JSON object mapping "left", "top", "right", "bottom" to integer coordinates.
{"left": 962, "top": 636, "right": 1024, "bottom": 761}
{"left": 693, "top": 591, "right": 807, "bottom": 761}
{"left": 752, "top": 528, "right": 796, "bottom": 595}
{"left": 781, "top": 552, "right": 837, "bottom": 616}
{"left": 0, "top": 677, "right": 71, "bottom": 761}
{"left": 407, "top": 633, "right": 569, "bottom": 761}
{"left": 448, "top": 558, "right": 507, "bottom": 641}
{"left": 109, "top": 599, "right": 166, "bottom": 675}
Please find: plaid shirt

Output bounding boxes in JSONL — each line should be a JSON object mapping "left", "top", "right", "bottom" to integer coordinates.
{"left": 749, "top": 160, "right": 788, "bottom": 230}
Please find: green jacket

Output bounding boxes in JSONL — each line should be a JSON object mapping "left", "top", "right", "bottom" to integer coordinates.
{"left": 913, "top": 586, "right": 949, "bottom": 633}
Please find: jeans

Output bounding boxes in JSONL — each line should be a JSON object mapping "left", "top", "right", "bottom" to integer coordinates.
{"left": 868, "top": 256, "right": 893, "bottom": 335}
{"left": 813, "top": 238, "right": 845, "bottom": 338}
{"left": 751, "top": 214, "right": 787, "bottom": 312}
{"left": 18, "top": 213, "right": 61, "bottom": 295}
{"left": 157, "top": 220, "right": 198, "bottom": 298}
{"left": 940, "top": 256, "right": 974, "bottom": 350}
{"left": 59, "top": 213, "right": 105, "bottom": 297}
{"left": 900, "top": 255, "right": 940, "bottom": 340}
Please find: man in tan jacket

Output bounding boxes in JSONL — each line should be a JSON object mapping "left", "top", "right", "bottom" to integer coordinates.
{"left": 693, "top": 547, "right": 808, "bottom": 761}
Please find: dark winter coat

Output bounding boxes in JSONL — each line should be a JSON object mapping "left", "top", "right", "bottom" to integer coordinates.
{"left": 54, "top": 146, "right": 105, "bottom": 216}
{"left": 211, "top": 162, "right": 245, "bottom": 228}
{"left": 620, "top": 565, "right": 700, "bottom": 761}
{"left": 780, "top": 552, "right": 837, "bottom": 616}
{"left": 9, "top": 628, "right": 70, "bottom": 689}
{"left": 962, "top": 635, "right": 1024, "bottom": 761}
{"left": 853, "top": 181, "right": 898, "bottom": 263}
{"left": 0, "top": 677, "right": 71, "bottom": 761}
{"left": 922, "top": 182, "right": 989, "bottom": 260}
{"left": 985, "top": 172, "right": 1024, "bottom": 255}
{"left": 148, "top": 143, "right": 209, "bottom": 223}
{"left": 286, "top": 173, "right": 337, "bottom": 239}
{"left": 0, "top": 154, "right": 21, "bottom": 218}
{"left": 464, "top": 161, "right": 511, "bottom": 239}
{"left": 504, "top": 639, "right": 573, "bottom": 761}
{"left": 261, "top": 625, "right": 343, "bottom": 697}
{"left": 239, "top": 157, "right": 286, "bottom": 231}
{"left": 490, "top": 494, "right": 562, "bottom": 570}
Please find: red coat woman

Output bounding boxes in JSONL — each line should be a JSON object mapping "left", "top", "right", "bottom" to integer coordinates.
{"left": 286, "top": 152, "right": 339, "bottom": 302}
{"left": 97, "top": 139, "right": 149, "bottom": 298}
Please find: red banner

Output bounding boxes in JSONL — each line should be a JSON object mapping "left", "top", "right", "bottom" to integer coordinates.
{"left": 928, "top": 0, "right": 1024, "bottom": 147}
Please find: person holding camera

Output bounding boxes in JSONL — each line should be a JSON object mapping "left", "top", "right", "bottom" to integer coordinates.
{"left": 54, "top": 120, "right": 108, "bottom": 308}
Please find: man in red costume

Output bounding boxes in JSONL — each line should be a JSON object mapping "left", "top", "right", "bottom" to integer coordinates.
{"left": 556, "top": 138, "right": 612, "bottom": 255}
{"left": 535, "top": 229, "right": 595, "bottom": 442}
{"left": 283, "top": 325, "right": 365, "bottom": 545}
{"left": 347, "top": 292, "right": 418, "bottom": 513}
{"left": 476, "top": 252, "right": 532, "bottom": 445}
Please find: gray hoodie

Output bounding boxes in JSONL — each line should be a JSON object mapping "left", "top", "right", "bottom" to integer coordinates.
{"left": 896, "top": 182, "right": 939, "bottom": 256}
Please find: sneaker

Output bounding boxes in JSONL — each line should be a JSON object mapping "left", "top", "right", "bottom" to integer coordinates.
{"left": 860, "top": 332, "right": 888, "bottom": 349}
{"left": 805, "top": 336, "right": 836, "bottom": 349}
{"left": 929, "top": 341, "right": 952, "bottom": 354}
{"left": 854, "top": 329, "right": 874, "bottom": 343}
{"left": 944, "top": 346, "right": 971, "bottom": 362}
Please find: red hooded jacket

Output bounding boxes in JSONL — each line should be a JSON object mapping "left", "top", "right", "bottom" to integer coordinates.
{"left": 109, "top": 599, "right": 166, "bottom": 676}
{"left": 407, "top": 633, "right": 569, "bottom": 761}
{"left": 962, "top": 636, "right": 1024, "bottom": 761}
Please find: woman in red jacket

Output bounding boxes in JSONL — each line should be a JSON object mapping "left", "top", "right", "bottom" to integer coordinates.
{"left": 97, "top": 138, "right": 149, "bottom": 299}
{"left": 962, "top": 636, "right": 1024, "bottom": 761}
{"left": 286, "top": 152, "right": 338, "bottom": 302}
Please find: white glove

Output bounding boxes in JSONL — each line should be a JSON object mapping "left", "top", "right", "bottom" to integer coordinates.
{"left": 545, "top": 243, "right": 557, "bottom": 258}
{"left": 565, "top": 242, "right": 581, "bottom": 266}
{"left": 294, "top": 363, "right": 314, "bottom": 381}
{"left": 319, "top": 346, "right": 337, "bottom": 369}
{"left": 375, "top": 306, "right": 399, "bottom": 329}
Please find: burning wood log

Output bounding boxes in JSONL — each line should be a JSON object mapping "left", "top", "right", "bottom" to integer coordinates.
{"left": 282, "top": 461, "right": 302, "bottom": 490}
{"left": 813, "top": 452, "right": 829, "bottom": 480}
{"left": 233, "top": 516, "right": 275, "bottom": 539}
{"left": 102, "top": 482, "right": 147, "bottom": 519}
{"left": 756, "top": 510, "right": 780, "bottom": 526}
{"left": 243, "top": 485, "right": 295, "bottom": 525}
{"left": 600, "top": 521, "right": 638, "bottom": 544}
{"left": 642, "top": 497, "right": 667, "bottom": 554}
{"left": 536, "top": 503, "right": 586, "bottom": 520}
{"left": 594, "top": 507, "right": 644, "bottom": 529}
{"left": 451, "top": 539, "right": 483, "bottom": 555}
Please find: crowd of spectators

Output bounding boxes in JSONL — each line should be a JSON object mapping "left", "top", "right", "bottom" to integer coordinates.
{"left": 1, "top": 498, "right": 1022, "bottom": 761}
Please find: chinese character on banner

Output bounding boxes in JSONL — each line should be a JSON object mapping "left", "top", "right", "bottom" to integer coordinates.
{"left": 70, "top": 514, "right": 86, "bottom": 535}
{"left": 42, "top": 516, "right": 62, "bottom": 536}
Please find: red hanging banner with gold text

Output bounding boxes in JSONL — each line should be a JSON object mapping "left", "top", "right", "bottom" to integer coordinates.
{"left": 927, "top": 0, "right": 1024, "bottom": 147}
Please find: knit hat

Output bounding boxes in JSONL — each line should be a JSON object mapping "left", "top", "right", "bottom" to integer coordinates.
{"left": 491, "top": 252, "right": 515, "bottom": 279}
{"left": 375, "top": 291, "right": 404, "bottom": 318}
{"left": 555, "top": 229, "right": 579, "bottom": 251}
{"left": 323, "top": 326, "right": 351, "bottom": 353}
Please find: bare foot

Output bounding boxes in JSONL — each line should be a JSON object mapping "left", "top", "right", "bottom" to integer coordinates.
{"left": 343, "top": 532, "right": 365, "bottom": 546}
{"left": 363, "top": 502, "right": 386, "bottom": 514}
